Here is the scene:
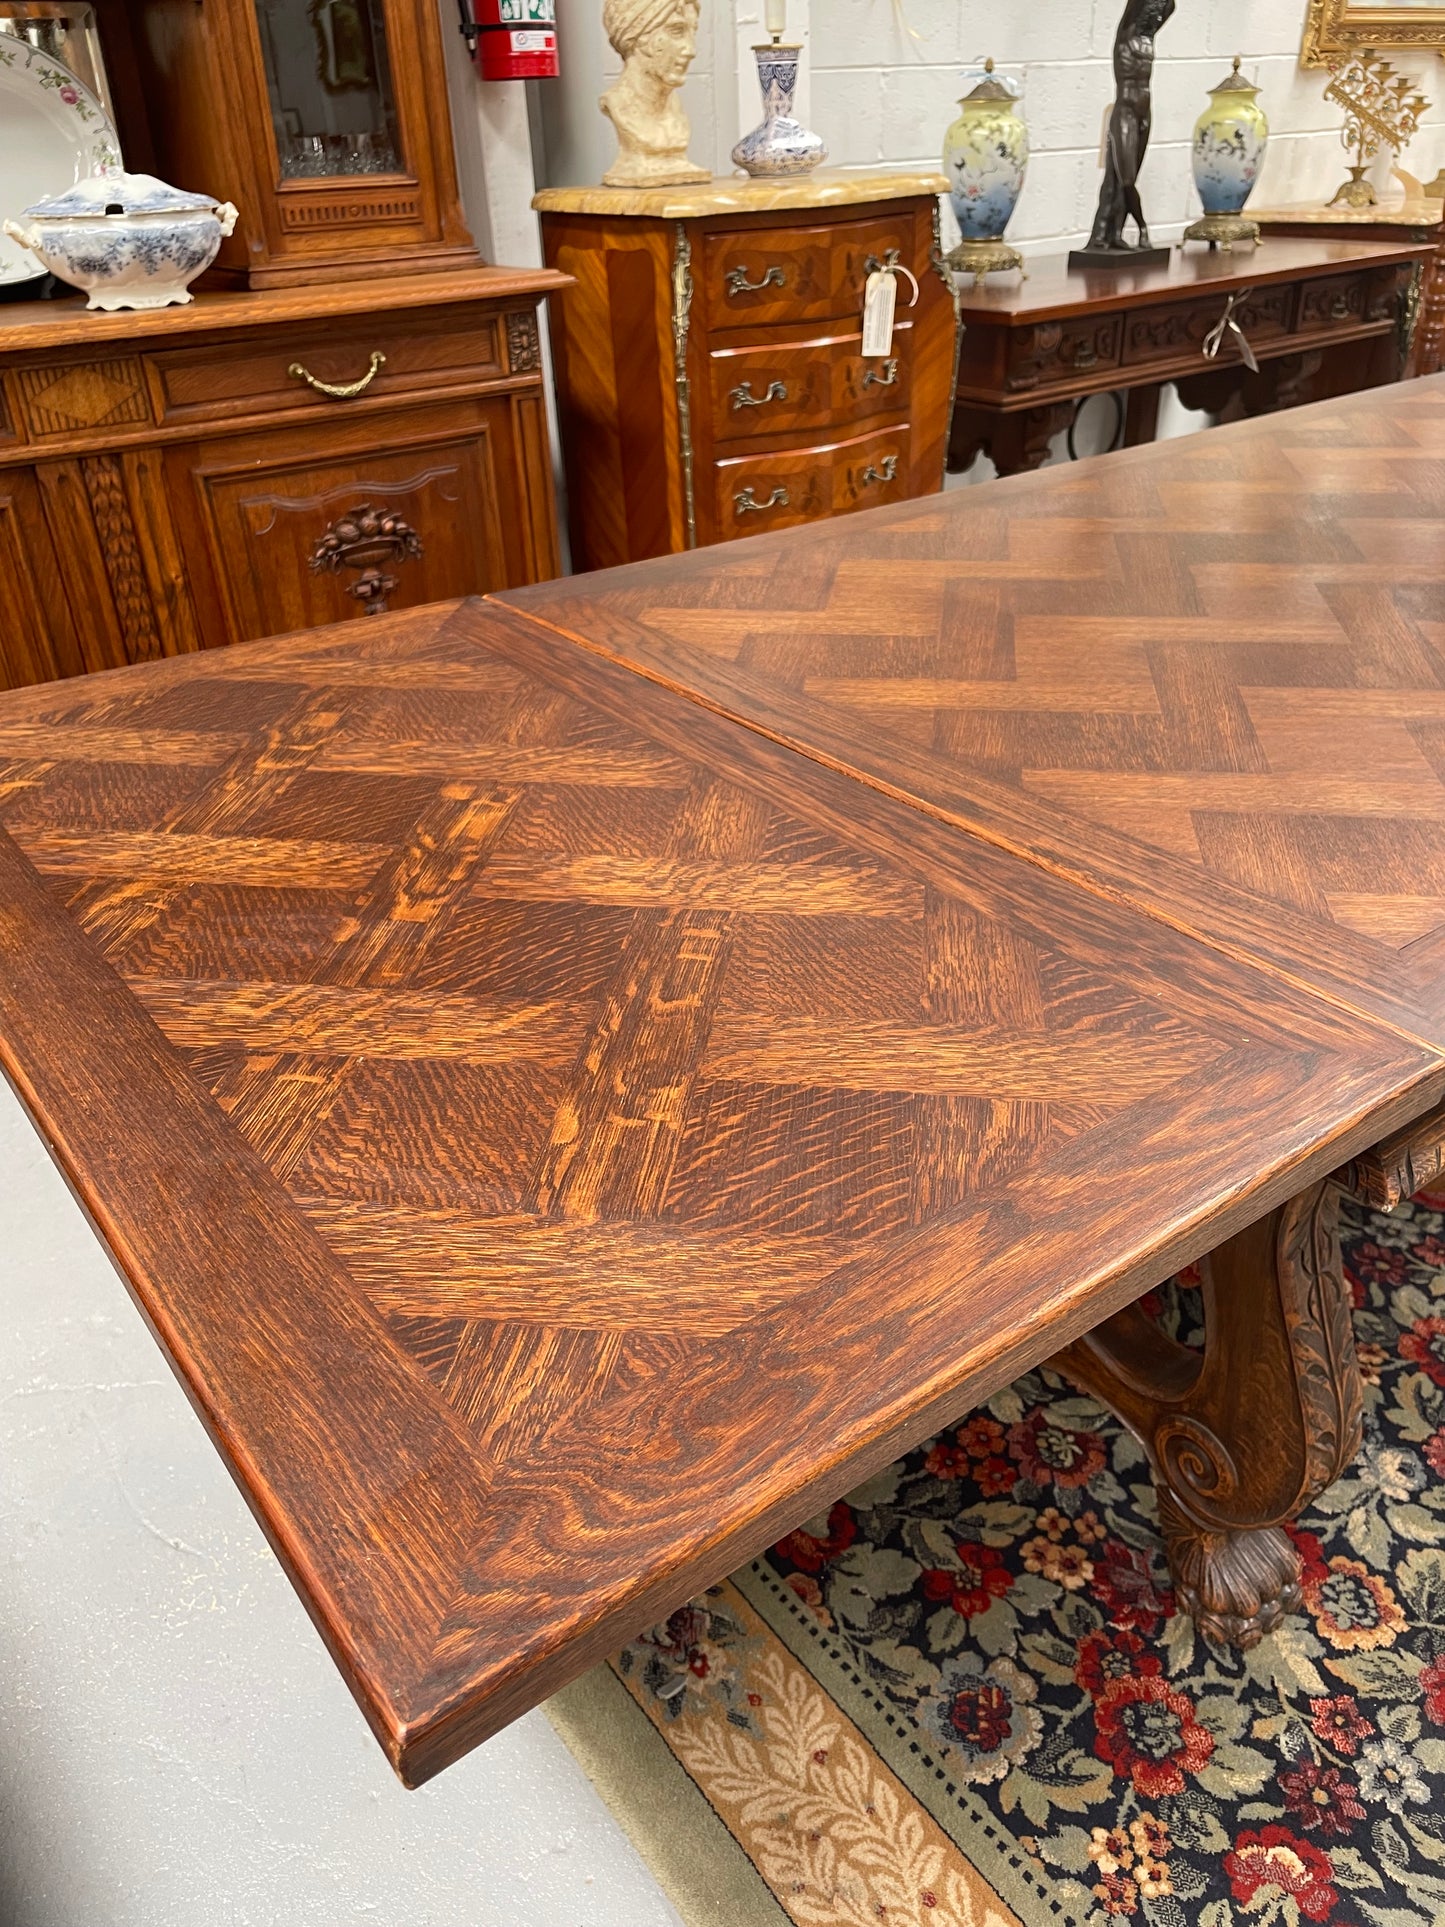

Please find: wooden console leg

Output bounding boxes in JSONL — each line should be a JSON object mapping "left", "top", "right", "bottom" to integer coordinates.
{"left": 991, "top": 402, "right": 1075, "bottom": 477}
{"left": 1056, "top": 1181, "right": 1363, "bottom": 1649}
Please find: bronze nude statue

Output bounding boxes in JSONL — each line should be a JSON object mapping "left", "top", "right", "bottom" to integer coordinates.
{"left": 1070, "top": 0, "right": 1176, "bottom": 270}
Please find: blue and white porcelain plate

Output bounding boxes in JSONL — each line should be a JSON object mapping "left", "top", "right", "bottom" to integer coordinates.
{"left": 0, "top": 40, "right": 120, "bottom": 285}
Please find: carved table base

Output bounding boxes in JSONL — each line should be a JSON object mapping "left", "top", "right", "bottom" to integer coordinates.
{"left": 1057, "top": 1180, "right": 1362, "bottom": 1649}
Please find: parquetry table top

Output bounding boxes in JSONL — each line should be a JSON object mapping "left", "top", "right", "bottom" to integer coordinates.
{"left": 500, "top": 376, "right": 1445, "bottom": 1047}
{"left": 0, "top": 597, "right": 1438, "bottom": 1782}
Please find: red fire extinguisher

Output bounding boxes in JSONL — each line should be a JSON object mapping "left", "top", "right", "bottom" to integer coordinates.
{"left": 459, "top": 0, "right": 560, "bottom": 81}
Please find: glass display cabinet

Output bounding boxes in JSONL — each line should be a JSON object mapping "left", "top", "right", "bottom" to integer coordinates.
{"left": 125, "top": 0, "right": 476, "bottom": 286}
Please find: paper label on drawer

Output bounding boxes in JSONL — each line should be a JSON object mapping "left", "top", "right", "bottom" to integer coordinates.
{"left": 862, "top": 270, "right": 897, "bottom": 358}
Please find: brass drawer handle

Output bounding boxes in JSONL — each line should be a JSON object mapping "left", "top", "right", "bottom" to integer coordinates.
{"left": 1330, "top": 293, "right": 1352, "bottom": 319}
{"left": 862, "top": 357, "right": 899, "bottom": 388}
{"left": 288, "top": 349, "right": 387, "bottom": 399}
{"left": 861, "top": 455, "right": 898, "bottom": 487}
{"left": 864, "top": 249, "right": 901, "bottom": 276}
{"left": 726, "top": 264, "right": 786, "bottom": 297}
{"left": 730, "top": 379, "right": 788, "bottom": 410}
{"left": 735, "top": 485, "right": 790, "bottom": 515}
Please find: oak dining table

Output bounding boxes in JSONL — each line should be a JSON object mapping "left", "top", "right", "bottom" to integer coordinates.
{"left": 4, "top": 379, "right": 1445, "bottom": 1788}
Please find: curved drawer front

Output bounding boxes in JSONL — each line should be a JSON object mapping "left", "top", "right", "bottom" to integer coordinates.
{"left": 151, "top": 310, "right": 510, "bottom": 425}
{"left": 713, "top": 422, "right": 911, "bottom": 540}
{"left": 708, "top": 320, "right": 914, "bottom": 443}
{"left": 701, "top": 215, "right": 915, "bottom": 327}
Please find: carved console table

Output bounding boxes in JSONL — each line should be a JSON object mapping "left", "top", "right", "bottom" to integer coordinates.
{"left": 948, "top": 236, "right": 1429, "bottom": 476}
{"left": 0, "top": 268, "right": 566, "bottom": 693}
{"left": 535, "top": 171, "right": 959, "bottom": 570}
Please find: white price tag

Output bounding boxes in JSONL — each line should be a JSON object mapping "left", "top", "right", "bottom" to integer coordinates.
{"left": 862, "top": 269, "right": 897, "bottom": 358}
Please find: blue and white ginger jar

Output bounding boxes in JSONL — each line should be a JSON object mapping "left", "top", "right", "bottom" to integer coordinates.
{"left": 1192, "top": 58, "right": 1268, "bottom": 217}
{"left": 732, "top": 43, "right": 826, "bottom": 178}
{"left": 943, "top": 60, "right": 1028, "bottom": 243}
{"left": 3, "top": 167, "right": 239, "bottom": 311}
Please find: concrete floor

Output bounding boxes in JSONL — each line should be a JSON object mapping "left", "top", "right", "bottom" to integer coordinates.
{"left": 0, "top": 1078, "right": 682, "bottom": 1927}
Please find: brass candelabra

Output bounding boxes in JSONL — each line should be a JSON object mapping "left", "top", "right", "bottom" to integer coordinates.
{"left": 1324, "top": 50, "right": 1429, "bottom": 208}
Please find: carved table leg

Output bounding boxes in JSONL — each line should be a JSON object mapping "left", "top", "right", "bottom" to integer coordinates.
{"left": 991, "top": 402, "right": 1075, "bottom": 477}
{"left": 1056, "top": 1180, "right": 1362, "bottom": 1649}
{"left": 1242, "top": 348, "right": 1325, "bottom": 417}
{"left": 1417, "top": 242, "right": 1445, "bottom": 377}
{"left": 947, "top": 402, "right": 992, "bottom": 475}
{"left": 1122, "top": 382, "right": 1161, "bottom": 447}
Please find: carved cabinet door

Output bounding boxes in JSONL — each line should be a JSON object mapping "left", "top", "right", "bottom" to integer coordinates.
{"left": 0, "top": 468, "right": 88, "bottom": 690}
{"left": 164, "top": 399, "right": 522, "bottom": 647}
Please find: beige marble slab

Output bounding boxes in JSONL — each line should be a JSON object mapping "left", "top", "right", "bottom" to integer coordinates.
{"left": 1252, "top": 199, "right": 1444, "bottom": 228}
{"left": 532, "top": 169, "right": 949, "bottom": 220}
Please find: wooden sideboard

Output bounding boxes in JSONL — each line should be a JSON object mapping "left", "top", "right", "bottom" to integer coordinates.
{"left": 1252, "top": 199, "right": 1445, "bottom": 376}
{"left": 0, "top": 268, "right": 567, "bottom": 693}
{"left": 948, "top": 237, "right": 1429, "bottom": 476}
{"left": 535, "top": 171, "right": 959, "bottom": 572}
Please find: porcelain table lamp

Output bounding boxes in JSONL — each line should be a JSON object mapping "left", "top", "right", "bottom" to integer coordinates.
{"left": 732, "top": 0, "right": 826, "bottom": 178}
{"left": 1183, "top": 57, "right": 1268, "bottom": 250}
{"left": 943, "top": 59, "right": 1028, "bottom": 286}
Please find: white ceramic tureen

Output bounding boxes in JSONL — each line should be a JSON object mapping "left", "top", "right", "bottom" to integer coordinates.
{"left": 3, "top": 168, "right": 238, "bottom": 311}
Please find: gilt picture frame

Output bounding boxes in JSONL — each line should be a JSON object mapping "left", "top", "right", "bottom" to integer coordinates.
{"left": 1302, "top": 0, "right": 1445, "bottom": 66}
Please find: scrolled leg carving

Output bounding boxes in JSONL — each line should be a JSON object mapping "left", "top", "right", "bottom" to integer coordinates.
{"left": 1057, "top": 1180, "right": 1362, "bottom": 1649}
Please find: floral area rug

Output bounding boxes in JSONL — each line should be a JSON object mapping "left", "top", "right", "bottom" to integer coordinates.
{"left": 547, "top": 1188, "right": 1445, "bottom": 1927}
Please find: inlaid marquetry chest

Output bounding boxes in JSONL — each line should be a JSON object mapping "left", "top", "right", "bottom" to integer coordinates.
{"left": 0, "top": 268, "right": 566, "bottom": 693}
{"left": 534, "top": 171, "right": 959, "bottom": 570}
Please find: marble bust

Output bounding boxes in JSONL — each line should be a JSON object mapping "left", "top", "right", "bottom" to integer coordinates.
{"left": 600, "top": 0, "right": 710, "bottom": 189}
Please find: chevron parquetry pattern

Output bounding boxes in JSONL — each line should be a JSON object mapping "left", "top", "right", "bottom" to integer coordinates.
{"left": 503, "top": 378, "right": 1445, "bottom": 1039}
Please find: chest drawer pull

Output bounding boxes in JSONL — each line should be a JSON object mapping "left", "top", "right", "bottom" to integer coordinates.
{"left": 288, "top": 349, "right": 387, "bottom": 399}
{"left": 726, "top": 264, "right": 787, "bottom": 297}
{"left": 862, "top": 357, "right": 899, "bottom": 389}
{"left": 1331, "top": 293, "right": 1352, "bottom": 319}
{"left": 735, "top": 485, "right": 790, "bottom": 515}
{"left": 862, "top": 455, "right": 899, "bottom": 487}
{"left": 730, "top": 379, "right": 788, "bottom": 411}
